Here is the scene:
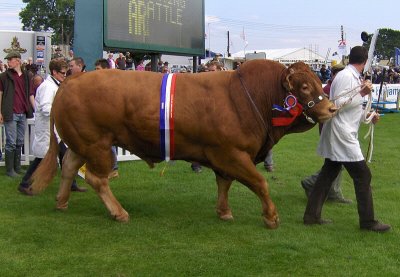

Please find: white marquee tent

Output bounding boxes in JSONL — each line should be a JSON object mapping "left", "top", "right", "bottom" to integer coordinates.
{"left": 231, "top": 47, "right": 329, "bottom": 68}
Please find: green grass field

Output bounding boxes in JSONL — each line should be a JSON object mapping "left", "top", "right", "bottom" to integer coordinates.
{"left": 0, "top": 113, "right": 399, "bottom": 276}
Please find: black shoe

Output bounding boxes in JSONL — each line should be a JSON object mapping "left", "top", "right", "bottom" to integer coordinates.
{"left": 71, "top": 185, "right": 88, "bottom": 192}
{"left": 361, "top": 221, "right": 391, "bottom": 233}
{"left": 264, "top": 164, "right": 274, "bottom": 172}
{"left": 327, "top": 197, "right": 353, "bottom": 204}
{"left": 304, "top": 216, "right": 333, "bottom": 225}
{"left": 191, "top": 165, "right": 202, "bottom": 173}
{"left": 18, "top": 185, "right": 33, "bottom": 196}
{"left": 301, "top": 181, "right": 311, "bottom": 198}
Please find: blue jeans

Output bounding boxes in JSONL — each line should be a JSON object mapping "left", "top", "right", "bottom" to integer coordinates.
{"left": 4, "top": 113, "right": 26, "bottom": 152}
{"left": 264, "top": 149, "right": 273, "bottom": 166}
{"left": 111, "top": 146, "right": 118, "bottom": 170}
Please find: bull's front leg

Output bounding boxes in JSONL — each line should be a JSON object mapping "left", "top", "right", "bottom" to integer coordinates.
{"left": 214, "top": 172, "right": 234, "bottom": 220}
{"left": 209, "top": 150, "right": 279, "bottom": 229}
{"left": 257, "top": 180, "right": 279, "bottom": 229}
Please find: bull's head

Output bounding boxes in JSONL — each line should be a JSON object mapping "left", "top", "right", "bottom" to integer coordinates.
{"left": 282, "top": 62, "right": 337, "bottom": 123}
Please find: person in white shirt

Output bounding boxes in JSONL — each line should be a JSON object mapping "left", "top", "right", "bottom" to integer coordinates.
{"left": 303, "top": 46, "right": 391, "bottom": 233}
{"left": 18, "top": 59, "right": 68, "bottom": 195}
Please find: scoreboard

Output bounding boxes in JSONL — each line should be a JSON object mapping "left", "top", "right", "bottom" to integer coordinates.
{"left": 104, "top": 0, "right": 205, "bottom": 56}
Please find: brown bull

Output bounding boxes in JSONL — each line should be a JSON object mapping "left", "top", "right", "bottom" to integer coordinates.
{"left": 30, "top": 60, "right": 336, "bottom": 229}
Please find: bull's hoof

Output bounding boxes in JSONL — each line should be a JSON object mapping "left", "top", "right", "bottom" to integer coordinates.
{"left": 56, "top": 202, "right": 69, "bottom": 210}
{"left": 219, "top": 214, "right": 234, "bottom": 221}
{"left": 217, "top": 209, "right": 234, "bottom": 221}
{"left": 263, "top": 216, "right": 280, "bottom": 229}
{"left": 114, "top": 210, "right": 130, "bottom": 222}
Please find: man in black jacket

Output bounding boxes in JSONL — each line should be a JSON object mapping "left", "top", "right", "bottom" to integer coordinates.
{"left": 0, "top": 51, "right": 34, "bottom": 177}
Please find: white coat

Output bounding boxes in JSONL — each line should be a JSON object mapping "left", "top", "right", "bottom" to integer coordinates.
{"left": 317, "top": 64, "right": 365, "bottom": 162}
{"left": 32, "top": 75, "right": 59, "bottom": 158}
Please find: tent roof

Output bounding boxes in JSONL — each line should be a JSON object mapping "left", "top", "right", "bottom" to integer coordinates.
{"left": 231, "top": 47, "right": 326, "bottom": 62}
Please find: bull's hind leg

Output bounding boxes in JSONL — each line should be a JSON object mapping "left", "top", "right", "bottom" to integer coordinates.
{"left": 85, "top": 170, "right": 129, "bottom": 222}
{"left": 209, "top": 150, "right": 279, "bottom": 229}
{"left": 214, "top": 172, "right": 234, "bottom": 220}
{"left": 56, "top": 149, "right": 84, "bottom": 210}
{"left": 85, "top": 148, "right": 129, "bottom": 222}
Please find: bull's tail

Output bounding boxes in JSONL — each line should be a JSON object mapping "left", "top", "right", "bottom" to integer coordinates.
{"left": 29, "top": 113, "right": 59, "bottom": 194}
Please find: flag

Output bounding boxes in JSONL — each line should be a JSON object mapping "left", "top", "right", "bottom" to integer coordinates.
{"left": 240, "top": 27, "right": 249, "bottom": 45}
{"left": 240, "top": 27, "right": 246, "bottom": 41}
{"left": 395, "top": 47, "right": 400, "bottom": 67}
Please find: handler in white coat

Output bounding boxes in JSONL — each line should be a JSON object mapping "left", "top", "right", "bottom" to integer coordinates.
{"left": 18, "top": 59, "right": 68, "bottom": 195}
{"left": 303, "top": 46, "right": 390, "bottom": 232}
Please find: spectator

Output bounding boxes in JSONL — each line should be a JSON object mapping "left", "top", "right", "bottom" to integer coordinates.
{"left": 25, "top": 57, "right": 38, "bottom": 76}
{"left": 51, "top": 47, "right": 64, "bottom": 60}
{"left": 0, "top": 51, "right": 34, "bottom": 177}
{"left": 125, "top": 52, "right": 133, "bottom": 70}
{"left": 115, "top": 53, "right": 126, "bottom": 70}
{"left": 145, "top": 62, "right": 152, "bottom": 71}
{"left": 303, "top": 46, "right": 390, "bottom": 232}
{"left": 319, "top": 64, "right": 331, "bottom": 84}
{"left": 68, "top": 57, "right": 86, "bottom": 74}
{"left": 0, "top": 60, "right": 5, "bottom": 73}
{"left": 32, "top": 74, "right": 44, "bottom": 98}
{"left": 157, "top": 61, "right": 163, "bottom": 72}
{"left": 107, "top": 52, "right": 116, "bottom": 69}
{"left": 207, "top": 61, "right": 223, "bottom": 72}
{"left": 161, "top": 65, "right": 169, "bottom": 73}
{"left": 136, "top": 60, "right": 145, "bottom": 71}
{"left": 66, "top": 49, "right": 74, "bottom": 63}
{"left": 18, "top": 59, "right": 68, "bottom": 195}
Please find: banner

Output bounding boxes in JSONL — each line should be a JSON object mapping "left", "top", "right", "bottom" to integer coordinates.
{"left": 395, "top": 47, "right": 400, "bottom": 67}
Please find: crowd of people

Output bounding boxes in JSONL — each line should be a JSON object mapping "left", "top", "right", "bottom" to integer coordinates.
{"left": 316, "top": 63, "right": 400, "bottom": 84}
{"left": 0, "top": 45, "right": 391, "bottom": 232}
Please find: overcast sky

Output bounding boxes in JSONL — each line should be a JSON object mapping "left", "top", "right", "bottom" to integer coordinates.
{"left": 1, "top": 0, "right": 399, "bottom": 58}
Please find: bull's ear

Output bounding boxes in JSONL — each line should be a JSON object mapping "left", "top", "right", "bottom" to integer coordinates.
{"left": 282, "top": 68, "right": 295, "bottom": 91}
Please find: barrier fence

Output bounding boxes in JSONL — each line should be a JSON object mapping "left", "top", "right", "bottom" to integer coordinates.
{"left": 0, "top": 119, "right": 140, "bottom": 167}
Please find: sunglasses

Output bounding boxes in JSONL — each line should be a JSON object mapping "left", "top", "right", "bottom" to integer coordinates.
{"left": 58, "top": 71, "right": 67, "bottom": 76}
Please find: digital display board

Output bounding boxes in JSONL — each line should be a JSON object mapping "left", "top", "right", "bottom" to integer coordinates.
{"left": 104, "top": 0, "right": 205, "bottom": 56}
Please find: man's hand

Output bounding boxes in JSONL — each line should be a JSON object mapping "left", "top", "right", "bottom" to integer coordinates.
{"left": 0, "top": 113, "right": 3, "bottom": 124}
{"left": 360, "top": 80, "right": 373, "bottom": 97}
{"left": 372, "top": 112, "right": 380, "bottom": 124}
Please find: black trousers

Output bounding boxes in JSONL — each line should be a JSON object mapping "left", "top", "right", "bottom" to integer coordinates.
{"left": 304, "top": 158, "right": 375, "bottom": 227}
{"left": 19, "top": 158, "right": 42, "bottom": 188}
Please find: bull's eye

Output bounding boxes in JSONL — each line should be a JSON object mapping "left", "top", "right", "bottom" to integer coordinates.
{"left": 302, "top": 84, "right": 308, "bottom": 90}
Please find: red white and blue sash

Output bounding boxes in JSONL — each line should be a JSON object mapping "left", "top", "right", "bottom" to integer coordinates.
{"left": 160, "top": 73, "right": 177, "bottom": 161}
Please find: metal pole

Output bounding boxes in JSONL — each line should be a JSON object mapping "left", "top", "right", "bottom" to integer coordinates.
{"left": 151, "top": 54, "right": 158, "bottom": 72}
{"left": 208, "top": 23, "right": 211, "bottom": 58}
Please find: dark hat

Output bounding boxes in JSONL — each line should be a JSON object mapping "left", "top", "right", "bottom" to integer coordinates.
{"left": 5, "top": 51, "right": 21, "bottom": 60}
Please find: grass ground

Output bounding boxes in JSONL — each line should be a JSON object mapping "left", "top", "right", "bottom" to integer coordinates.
{"left": 0, "top": 113, "right": 399, "bottom": 276}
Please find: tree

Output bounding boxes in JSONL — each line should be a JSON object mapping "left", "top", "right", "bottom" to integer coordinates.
{"left": 362, "top": 28, "right": 400, "bottom": 62}
{"left": 19, "top": 0, "right": 75, "bottom": 46}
